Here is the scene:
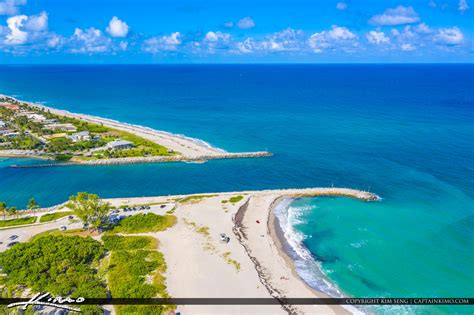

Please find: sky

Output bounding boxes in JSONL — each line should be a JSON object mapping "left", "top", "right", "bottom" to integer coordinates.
{"left": 0, "top": 0, "right": 473, "bottom": 63}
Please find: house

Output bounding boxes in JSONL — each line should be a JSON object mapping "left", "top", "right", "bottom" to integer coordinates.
{"left": 26, "top": 113, "right": 47, "bottom": 122}
{"left": 68, "top": 131, "right": 91, "bottom": 142}
{"left": 0, "top": 103, "right": 20, "bottom": 111}
{"left": 45, "top": 123, "right": 77, "bottom": 132}
{"left": 106, "top": 139, "right": 134, "bottom": 150}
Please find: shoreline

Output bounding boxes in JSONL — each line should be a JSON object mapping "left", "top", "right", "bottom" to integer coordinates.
{"left": 231, "top": 188, "right": 378, "bottom": 314}
{"left": 270, "top": 197, "right": 362, "bottom": 314}
{"left": 0, "top": 93, "right": 272, "bottom": 163}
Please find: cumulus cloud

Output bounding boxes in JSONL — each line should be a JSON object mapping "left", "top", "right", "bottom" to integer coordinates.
{"left": 237, "top": 16, "right": 255, "bottom": 29}
{"left": 336, "top": 2, "right": 347, "bottom": 10}
{"left": 435, "top": 27, "right": 464, "bottom": 45}
{"left": 459, "top": 0, "right": 469, "bottom": 12}
{"left": 369, "top": 6, "right": 420, "bottom": 26}
{"left": 143, "top": 32, "right": 182, "bottom": 53}
{"left": 69, "top": 27, "right": 112, "bottom": 53}
{"left": 25, "top": 11, "right": 47, "bottom": 31}
{"left": 106, "top": 16, "right": 129, "bottom": 37}
{"left": 308, "top": 25, "right": 357, "bottom": 52}
{"left": 366, "top": 30, "right": 390, "bottom": 44}
{"left": 204, "top": 31, "right": 230, "bottom": 42}
{"left": 0, "top": 0, "right": 26, "bottom": 16}
{"left": 4, "top": 14, "right": 27, "bottom": 44}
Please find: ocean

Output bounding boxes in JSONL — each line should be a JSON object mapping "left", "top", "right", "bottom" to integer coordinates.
{"left": 0, "top": 64, "right": 473, "bottom": 314}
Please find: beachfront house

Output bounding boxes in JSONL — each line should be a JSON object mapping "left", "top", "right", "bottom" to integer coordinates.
{"left": 106, "top": 139, "right": 134, "bottom": 150}
{"left": 45, "top": 123, "right": 77, "bottom": 132}
{"left": 68, "top": 131, "right": 91, "bottom": 142}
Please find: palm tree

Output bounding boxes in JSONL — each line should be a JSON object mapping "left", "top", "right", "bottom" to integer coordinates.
{"left": 27, "top": 198, "right": 39, "bottom": 216}
{"left": 0, "top": 202, "right": 7, "bottom": 220}
{"left": 7, "top": 207, "right": 17, "bottom": 219}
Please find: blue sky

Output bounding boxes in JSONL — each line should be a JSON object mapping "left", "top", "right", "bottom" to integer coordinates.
{"left": 0, "top": 0, "right": 473, "bottom": 63}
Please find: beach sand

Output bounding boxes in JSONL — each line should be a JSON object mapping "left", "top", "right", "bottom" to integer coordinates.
{"left": 106, "top": 188, "right": 377, "bottom": 314}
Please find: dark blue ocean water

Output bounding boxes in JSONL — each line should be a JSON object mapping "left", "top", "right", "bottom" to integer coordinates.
{"left": 0, "top": 65, "right": 473, "bottom": 313}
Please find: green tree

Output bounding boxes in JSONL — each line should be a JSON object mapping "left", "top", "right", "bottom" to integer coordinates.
{"left": 27, "top": 198, "right": 39, "bottom": 216}
{"left": 7, "top": 207, "right": 17, "bottom": 219}
{"left": 67, "top": 192, "right": 110, "bottom": 231}
{"left": 0, "top": 202, "right": 7, "bottom": 220}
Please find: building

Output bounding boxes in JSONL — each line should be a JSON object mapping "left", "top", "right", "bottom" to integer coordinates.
{"left": 106, "top": 139, "right": 134, "bottom": 150}
{"left": 27, "top": 113, "right": 47, "bottom": 122}
{"left": 0, "top": 103, "right": 20, "bottom": 111}
{"left": 68, "top": 131, "right": 91, "bottom": 142}
{"left": 45, "top": 123, "right": 77, "bottom": 132}
{"left": 0, "top": 120, "right": 6, "bottom": 128}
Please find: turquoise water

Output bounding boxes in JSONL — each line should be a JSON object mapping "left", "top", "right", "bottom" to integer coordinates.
{"left": 0, "top": 65, "right": 473, "bottom": 313}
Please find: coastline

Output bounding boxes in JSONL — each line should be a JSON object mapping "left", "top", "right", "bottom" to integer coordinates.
{"left": 1, "top": 188, "right": 379, "bottom": 314}
{"left": 0, "top": 93, "right": 272, "bottom": 163}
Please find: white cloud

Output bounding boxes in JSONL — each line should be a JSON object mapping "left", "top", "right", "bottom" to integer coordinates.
{"left": 459, "top": 0, "right": 469, "bottom": 12}
{"left": 106, "top": 16, "right": 129, "bottom": 37}
{"left": 0, "top": 0, "right": 26, "bottom": 16}
{"left": 143, "top": 32, "right": 182, "bottom": 53}
{"left": 224, "top": 21, "right": 234, "bottom": 28}
{"left": 369, "top": 6, "right": 420, "bottom": 26}
{"left": 308, "top": 25, "right": 357, "bottom": 53}
{"left": 25, "top": 11, "right": 47, "bottom": 31}
{"left": 70, "top": 27, "right": 112, "bottom": 53}
{"left": 400, "top": 43, "right": 415, "bottom": 51}
{"left": 237, "top": 16, "right": 255, "bottom": 29}
{"left": 260, "top": 28, "right": 305, "bottom": 52}
{"left": 336, "top": 2, "right": 347, "bottom": 10}
{"left": 4, "top": 14, "right": 27, "bottom": 44}
{"left": 236, "top": 38, "right": 255, "bottom": 53}
{"left": 204, "top": 31, "right": 230, "bottom": 42}
{"left": 435, "top": 27, "right": 464, "bottom": 45}
{"left": 366, "top": 30, "right": 390, "bottom": 44}
{"left": 47, "top": 34, "right": 63, "bottom": 48}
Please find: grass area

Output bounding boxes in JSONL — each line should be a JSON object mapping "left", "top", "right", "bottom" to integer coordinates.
{"left": 102, "top": 235, "right": 158, "bottom": 251}
{"left": 179, "top": 194, "right": 217, "bottom": 203}
{"left": 0, "top": 217, "right": 36, "bottom": 228}
{"left": 109, "top": 213, "right": 176, "bottom": 234}
{"left": 29, "top": 228, "right": 59, "bottom": 242}
{"left": 39, "top": 211, "right": 72, "bottom": 223}
{"left": 222, "top": 195, "right": 244, "bottom": 204}
{"left": 108, "top": 248, "right": 173, "bottom": 314}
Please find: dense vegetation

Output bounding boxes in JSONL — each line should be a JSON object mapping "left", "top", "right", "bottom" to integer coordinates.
{"left": 39, "top": 211, "right": 72, "bottom": 223}
{"left": 0, "top": 236, "right": 107, "bottom": 297}
{"left": 110, "top": 213, "right": 176, "bottom": 234}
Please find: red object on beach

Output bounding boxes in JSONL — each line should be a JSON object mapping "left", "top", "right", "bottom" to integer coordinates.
{"left": 256, "top": 220, "right": 260, "bottom": 223}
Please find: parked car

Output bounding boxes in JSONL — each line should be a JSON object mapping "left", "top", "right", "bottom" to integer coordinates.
{"left": 60, "top": 226, "right": 67, "bottom": 231}
{"left": 7, "top": 242, "right": 18, "bottom": 247}
{"left": 9, "top": 235, "right": 18, "bottom": 240}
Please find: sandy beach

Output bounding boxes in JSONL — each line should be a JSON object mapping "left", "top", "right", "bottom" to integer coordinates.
{"left": 0, "top": 94, "right": 271, "bottom": 162}
{"left": 105, "top": 188, "right": 377, "bottom": 314}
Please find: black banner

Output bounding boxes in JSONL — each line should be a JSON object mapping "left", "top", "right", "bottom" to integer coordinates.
{"left": 1, "top": 298, "right": 473, "bottom": 305}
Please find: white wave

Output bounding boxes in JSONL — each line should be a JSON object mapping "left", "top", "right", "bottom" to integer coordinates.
{"left": 273, "top": 198, "right": 365, "bottom": 315}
